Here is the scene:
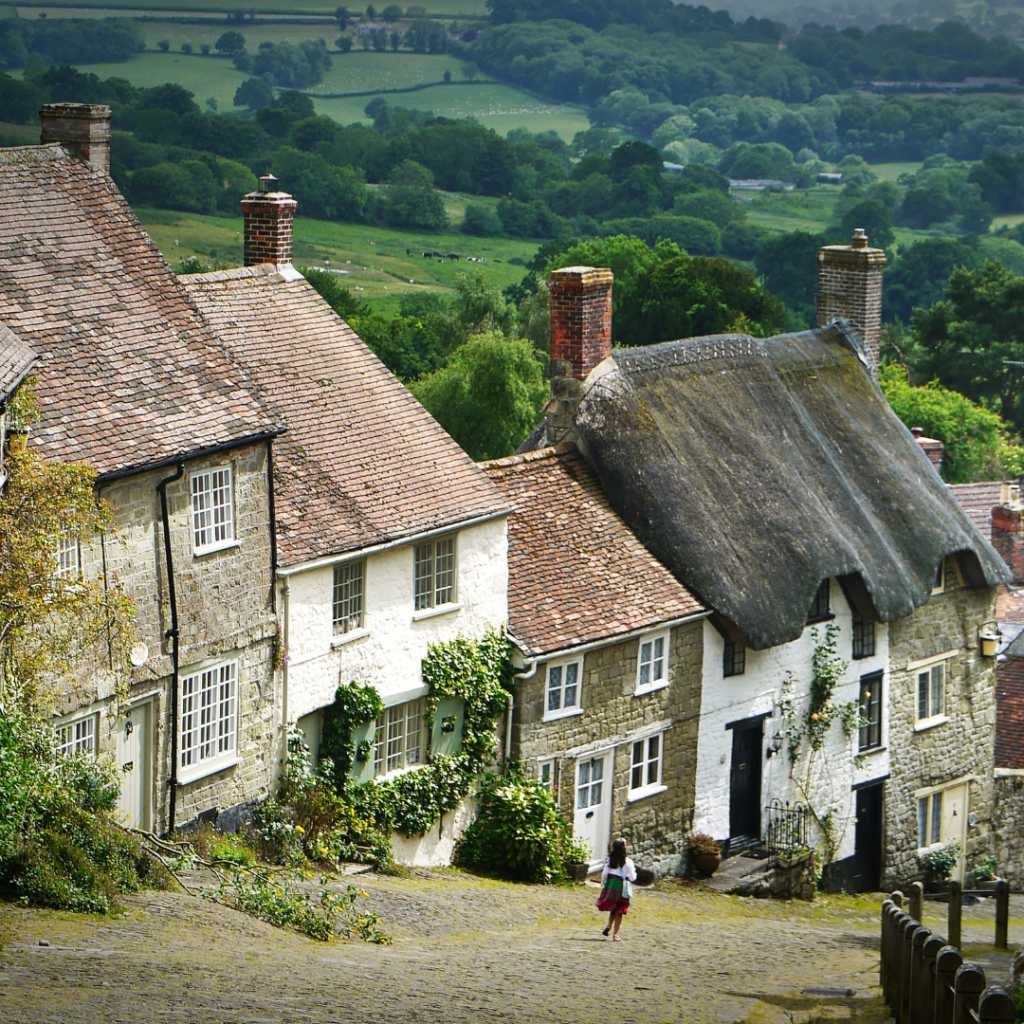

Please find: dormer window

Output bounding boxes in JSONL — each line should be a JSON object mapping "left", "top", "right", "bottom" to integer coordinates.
{"left": 806, "top": 579, "right": 831, "bottom": 623}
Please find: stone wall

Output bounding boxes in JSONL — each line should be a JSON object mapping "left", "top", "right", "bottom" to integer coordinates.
{"left": 883, "top": 564, "right": 998, "bottom": 889}
{"left": 54, "top": 442, "right": 278, "bottom": 834}
{"left": 993, "top": 773, "right": 1024, "bottom": 887}
{"left": 513, "top": 621, "right": 703, "bottom": 875}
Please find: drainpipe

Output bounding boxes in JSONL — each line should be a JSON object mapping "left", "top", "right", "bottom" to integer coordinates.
{"left": 157, "top": 462, "right": 184, "bottom": 834}
{"left": 278, "top": 575, "right": 290, "bottom": 790}
{"left": 506, "top": 653, "right": 538, "bottom": 768}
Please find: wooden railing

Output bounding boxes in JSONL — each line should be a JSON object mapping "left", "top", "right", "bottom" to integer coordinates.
{"left": 880, "top": 887, "right": 1019, "bottom": 1024}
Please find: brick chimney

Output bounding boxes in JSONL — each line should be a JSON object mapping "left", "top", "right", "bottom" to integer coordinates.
{"left": 993, "top": 482, "right": 1024, "bottom": 584}
{"left": 40, "top": 103, "right": 111, "bottom": 174}
{"left": 241, "top": 175, "right": 297, "bottom": 267}
{"left": 544, "top": 266, "right": 613, "bottom": 445}
{"left": 817, "top": 228, "right": 887, "bottom": 378}
{"left": 910, "top": 426, "right": 944, "bottom": 475}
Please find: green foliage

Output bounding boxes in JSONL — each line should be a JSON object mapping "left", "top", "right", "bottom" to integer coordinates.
{"left": 973, "top": 855, "right": 999, "bottom": 882}
{"left": 370, "top": 159, "right": 448, "bottom": 231}
{"left": 410, "top": 331, "right": 547, "bottom": 460}
{"left": 452, "top": 768, "right": 576, "bottom": 883}
{"left": 883, "top": 238, "right": 979, "bottom": 324}
{"left": 922, "top": 840, "right": 961, "bottom": 881}
{"left": 879, "top": 362, "right": 1006, "bottom": 483}
{"left": 207, "top": 865, "right": 389, "bottom": 943}
{"left": 320, "top": 681, "right": 384, "bottom": 790}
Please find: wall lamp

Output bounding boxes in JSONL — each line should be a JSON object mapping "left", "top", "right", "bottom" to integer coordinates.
{"left": 979, "top": 620, "right": 1001, "bottom": 658}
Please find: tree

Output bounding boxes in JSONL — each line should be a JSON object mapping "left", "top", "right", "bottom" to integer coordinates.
{"left": 910, "top": 261, "right": 1024, "bottom": 432}
{"left": 410, "top": 332, "right": 547, "bottom": 460}
{"left": 461, "top": 61, "right": 478, "bottom": 81}
{"left": 883, "top": 238, "right": 978, "bottom": 324}
{"left": 215, "top": 30, "right": 246, "bottom": 54}
{"left": 838, "top": 200, "right": 894, "bottom": 251}
{"left": 879, "top": 363, "right": 1005, "bottom": 483}
{"left": 372, "top": 159, "right": 447, "bottom": 230}
{"left": 753, "top": 230, "right": 834, "bottom": 328}
{"left": 234, "top": 76, "right": 274, "bottom": 110}
{"left": 335, "top": 5, "right": 351, "bottom": 26}
{"left": 156, "top": 39, "right": 169, "bottom": 53}
{"left": 380, "top": 4, "right": 403, "bottom": 22}
{"left": 181, "top": 41, "right": 193, "bottom": 54}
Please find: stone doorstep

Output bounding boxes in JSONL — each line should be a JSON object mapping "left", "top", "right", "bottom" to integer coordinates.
{"left": 705, "top": 853, "right": 768, "bottom": 893}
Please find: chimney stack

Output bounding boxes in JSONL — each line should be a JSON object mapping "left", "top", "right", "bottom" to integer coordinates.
{"left": 541, "top": 265, "right": 614, "bottom": 446}
{"left": 909, "top": 426, "right": 944, "bottom": 475}
{"left": 40, "top": 103, "right": 111, "bottom": 174}
{"left": 816, "top": 228, "right": 887, "bottom": 378}
{"left": 241, "top": 175, "right": 297, "bottom": 267}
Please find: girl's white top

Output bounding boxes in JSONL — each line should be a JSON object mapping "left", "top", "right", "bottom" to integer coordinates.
{"left": 601, "top": 856, "right": 637, "bottom": 897}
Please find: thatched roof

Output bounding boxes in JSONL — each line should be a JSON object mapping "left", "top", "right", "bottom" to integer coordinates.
{"left": 573, "top": 325, "right": 1010, "bottom": 650}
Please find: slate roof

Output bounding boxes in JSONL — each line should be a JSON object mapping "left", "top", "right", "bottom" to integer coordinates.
{"left": 569, "top": 325, "right": 1010, "bottom": 650}
{"left": 948, "top": 481, "right": 1002, "bottom": 540}
{"left": 0, "top": 323, "right": 36, "bottom": 403}
{"left": 182, "top": 265, "right": 511, "bottom": 565}
{"left": 0, "top": 145, "right": 278, "bottom": 477}
{"left": 483, "top": 445, "right": 703, "bottom": 657}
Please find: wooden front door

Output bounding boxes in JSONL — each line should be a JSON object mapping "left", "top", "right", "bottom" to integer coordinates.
{"left": 115, "top": 701, "right": 152, "bottom": 831}
{"left": 729, "top": 722, "right": 763, "bottom": 847}
{"left": 852, "top": 782, "right": 884, "bottom": 893}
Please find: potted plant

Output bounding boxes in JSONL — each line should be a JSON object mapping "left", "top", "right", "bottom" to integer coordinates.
{"left": 972, "top": 856, "right": 1001, "bottom": 891}
{"left": 688, "top": 832, "right": 723, "bottom": 876}
{"left": 562, "top": 832, "right": 592, "bottom": 884}
{"left": 921, "top": 840, "right": 961, "bottom": 891}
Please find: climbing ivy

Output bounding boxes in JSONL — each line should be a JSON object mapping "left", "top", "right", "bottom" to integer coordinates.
{"left": 319, "top": 681, "right": 384, "bottom": 792}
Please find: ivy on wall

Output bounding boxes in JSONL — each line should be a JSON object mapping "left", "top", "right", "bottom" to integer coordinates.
{"left": 323, "top": 628, "right": 512, "bottom": 841}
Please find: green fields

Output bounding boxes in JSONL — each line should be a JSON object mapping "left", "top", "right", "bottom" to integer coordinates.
{"left": 15, "top": 0, "right": 490, "bottom": 16}
{"left": 136, "top": 207, "right": 536, "bottom": 310}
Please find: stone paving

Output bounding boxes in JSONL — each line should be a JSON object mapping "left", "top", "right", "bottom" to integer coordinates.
{"left": 0, "top": 872, "right": 1019, "bottom": 1024}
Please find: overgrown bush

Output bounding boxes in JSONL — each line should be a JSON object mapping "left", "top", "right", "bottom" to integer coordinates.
{"left": 452, "top": 768, "right": 578, "bottom": 884}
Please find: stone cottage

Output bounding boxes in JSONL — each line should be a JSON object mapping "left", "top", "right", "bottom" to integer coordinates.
{"left": 0, "top": 104, "right": 284, "bottom": 834}
{"left": 483, "top": 444, "right": 705, "bottom": 873}
{"left": 519, "top": 236, "right": 1008, "bottom": 889}
{"left": 181, "top": 181, "right": 512, "bottom": 865}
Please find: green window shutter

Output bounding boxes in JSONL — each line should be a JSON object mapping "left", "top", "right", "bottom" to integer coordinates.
{"left": 431, "top": 696, "right": 464, "bottom": 758}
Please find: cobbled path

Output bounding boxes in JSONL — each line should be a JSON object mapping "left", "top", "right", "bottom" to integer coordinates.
{"left": 0, "top": 871, "right": 1014, "bottom": 1024}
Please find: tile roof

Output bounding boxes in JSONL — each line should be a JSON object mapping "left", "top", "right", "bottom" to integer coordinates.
{"left": 948, "top": 481, "right": 1002, "bottom": 540}
{"left": 0, "top": 145, "right": 278, "bottom": 476}
{"left": 182, "top": 265, "right": 511, "bottom": 565}
{"left": 483, "top": 445, "right": 704, "bottom": 656}
{"left": 0, "top": 322, "right": 36, "bottom": 402}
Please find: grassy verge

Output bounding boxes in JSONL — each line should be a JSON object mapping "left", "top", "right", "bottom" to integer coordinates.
{"left": 136, "top": 207, "right": 538, "bottom": 308}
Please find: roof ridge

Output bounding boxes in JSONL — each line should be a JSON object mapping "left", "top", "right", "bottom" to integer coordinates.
{"left": 482, "top": 443, "right": 576, "bottom": 470}
{"left": 0, "top": 143, "right": 71, "bottom": 167}
{"left": 182, "top": 265, "right": 281, "bottom": 285}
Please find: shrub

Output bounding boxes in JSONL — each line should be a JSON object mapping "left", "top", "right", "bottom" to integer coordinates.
{"left": 922, "top": 840, "right": 961, "bottom": 881}
{"left": 452, "top": 768, "right": 575, "bottom": 883}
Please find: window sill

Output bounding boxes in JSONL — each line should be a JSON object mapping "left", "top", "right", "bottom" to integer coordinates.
{"left": 634, "top": 680, "right": 670, "bottom": 697}
{"left": 627, "top": 783, "right": 667, "bottom": 804}
{"left": 858, "top": 745, "right": 887, "bottom": 756}
{"left": 179, "top": 754, "right": 239, "bottom": 786}
{"left": 331, "top": 627, "right": 370, "bottom": 649}
{"left": 805, "top": 613, "right": 836, "bottom": 626}
{"left": 914, "top": 714, "right": 950, "bottom": 733}
{"left": 412, "top": 602, "right": 462, "bottom": 622}
{"left": 543, "top": 706, "right": 583, "bottom": 723}
{"left": 193, "top": 539, "right": 239, "bottom": 558}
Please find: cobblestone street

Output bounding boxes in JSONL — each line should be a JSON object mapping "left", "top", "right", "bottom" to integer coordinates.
{"left": 1, "top": 871, "right": 1020, "bottom": 1024}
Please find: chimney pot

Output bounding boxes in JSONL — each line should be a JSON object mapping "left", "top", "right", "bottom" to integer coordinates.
{"left": 851, "top": 228, "right": 868, "bottom": 249}
{"left": 39, "top": 102, "right": 111, "bottom": 175}
{"left": 911, "top": 426, "right": 923, "bottom": 438}
{"left": 258, "top": 174, "right": 278, "bottom": 193}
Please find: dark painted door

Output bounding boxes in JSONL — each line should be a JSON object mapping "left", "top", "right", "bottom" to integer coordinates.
{"left": 852, "top": 783, "right": 884, "bottom": 893}
{"left": 729, "top": 723, "right": 763, "bottom": 844}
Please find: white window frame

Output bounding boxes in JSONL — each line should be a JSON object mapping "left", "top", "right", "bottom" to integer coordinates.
{"left": 538, "top": 759, "right": 554, "bottom": 791}
{"left": 332, "top": 559, "right": 365, "bottom": 635}
{"left": 54, "top": 532, "right": 80, "bottom": 578}
{"left": 635, "top": 631, "right": 670, "bottom": 694}
{"left": 413, "top": 535, "right": 458, "bottom": 615}
{"left": 544, "top": 657, "right": 583, "bottom": 721}
{"left": 55, "top": 712, "right": 98, "bottom": 757}
{"left": 915, "top": 777, "right": 973, "bottom": 852}
{"left": 628, "top": 729, "right": 667, "bottom": 802}
{"left": 191, "top": 464, "right": 236, "bottom": 555}
{"left": 179, "top": 658, "right": 239, "bottom": 783}
{"left": 914, "top": 655, "right": 950, "bottom": 730}
{"left": 373, "top": 697, "right": 427, "bottom": 777}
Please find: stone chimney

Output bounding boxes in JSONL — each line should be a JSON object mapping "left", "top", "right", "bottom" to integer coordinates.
{"left": 241, "top": 175, "right": 297, "bottom": 267}
{"left": 817, "top": 228, "right": 887, "bottom": 378}
{"left": 544, "top": 266, "right": 614, "bottom": 445}
{"left": 39, "top": 103, "right": 111, "bottom": 174}
{"left": 910, "top": 426, "right": 944, "bottom": 475}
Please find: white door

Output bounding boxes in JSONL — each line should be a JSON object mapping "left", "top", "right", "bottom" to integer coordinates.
{"left": 938, "top": 784, "right": 968, "bottom": 883}
{"left": 115, "top": 701, "right": 152, "bottom": 831}
{"left": 574, "top": 752, "right": 613, "bottom": 865}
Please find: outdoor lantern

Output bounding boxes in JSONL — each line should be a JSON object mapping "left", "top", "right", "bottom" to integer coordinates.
{"left": 979, "top": 621, "right": 1000, "bottom": 658}
{"left": 767, "top": 731, "right": 784, "bottom": 758}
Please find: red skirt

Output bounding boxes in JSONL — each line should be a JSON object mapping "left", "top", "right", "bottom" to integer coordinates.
{"left": 596, "top": 876, "right": 630, "bottom": 914}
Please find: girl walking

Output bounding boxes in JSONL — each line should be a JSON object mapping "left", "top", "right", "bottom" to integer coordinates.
{"left": 596, "top": 838, "right": 637, "bottom": 941}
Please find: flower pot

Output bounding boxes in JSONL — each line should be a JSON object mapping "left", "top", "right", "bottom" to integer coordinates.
{"left": 564, "top": 861, "right": 590, "bottom": 884}
{"left": 974, "top": 877, "right": 1002, "bottom": 891}
{"left": 694, "top": 851, "right": 722, "bottom": 876}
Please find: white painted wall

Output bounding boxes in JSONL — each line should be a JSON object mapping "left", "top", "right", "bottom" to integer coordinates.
{"left": 391, "top": 794, "right": 479, "bottom": 866}
{"left": 693, "top": 580, "right": 891, "bottom": 861}
{"left": 283, "top": 517, "right": 509, "bottom": 723}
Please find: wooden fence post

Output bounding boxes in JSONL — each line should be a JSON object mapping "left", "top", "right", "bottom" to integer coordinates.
{"left": 994, "top": 880, "right": 1009, "bottom": 951}
{"left": 948, "top": 878, "right": 962, "bottom": 949}
{"left": 902, "top": 915, "right": 918, "bottom": 1023}
{"left": 892, "top": 910, "right": 908, "bottom": 1020}
{"left": 934, "top": 945, "right": 963, "bottom": 1024}
{"left": 909, "top": 880, "right": 924, "bottom": 922}
{"left": 882, "top": 900, "right": 894, "bottom": 1003}
{"left": 953, "top": 963, "right": 987, "bottom": 1024}
{"left": 910, "top": 925, "right": 932, "bottom": 1024}
{"left": 978, "top": 985, "right": 1016, "bottom": 1024}
{"left": 893, "top": 889, "right": 904, "bottom": 908}
{"left": 924, "top": 933, "right": 947, "bottom": 1024}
